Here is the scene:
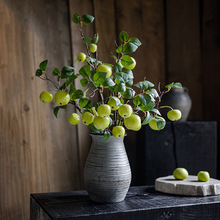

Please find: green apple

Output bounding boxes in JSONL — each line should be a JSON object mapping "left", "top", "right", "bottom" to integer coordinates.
{"left": 124, "top": 57, "right": 136, "bottom": 70}
{"left": 97, "top": 104, "right": 111, "bottom": 117}
{"left": 112, "top": 126, "right": 125, "bottom": 138}
{"left": 108, "top": 97, "right": 121, "bottom": 110}
{"left": 124, "top": 114, "right": 141, "bottom": 131}
{"left": 93, "top": 116, "right": 110, "bottom": 129}
{"left": 132, "top": 123, "right": 142, "bottom": 131}
{"left": 149, "top": 117, "right": 166, "bottom": 131}
{"left": 173, "top": 168, "right": 188, "bottom": 180}
{"left": 39, "top": 91, "right": 53, "bottom": 103}
{"left": 77, "top": 52, "right": 86, "bottom": 62}
{"left": 89, "top": 44, "right": 97, "bottom": 53}
{"left": 96, "top": 64, "right": 112, "bottom": 78}
{"left": 68, "top": 113, "right": 80, "bottom": 125}
{"left": 149, "top": 118, "right": 158, "bottom": 130}
{"left": 118, "top": 104, "right": 133, "bottom": 118}
{"left": 54, "top": 91, "right": 70, "bottom": 106}
{"left": 197, "top": 171, "right": 210, "bottom": 182}
{"left": 82, "top": 112, "right": 94, "bottom": 125}
{"left": 167, "top": 109, "right": 182, "bottom": 121}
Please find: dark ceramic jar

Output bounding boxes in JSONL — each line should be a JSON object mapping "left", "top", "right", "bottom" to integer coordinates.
{"left": 160, "top": 88, "right": 192, "bottom": 122}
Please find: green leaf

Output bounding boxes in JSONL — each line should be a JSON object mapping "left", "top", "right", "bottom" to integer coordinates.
{"left": 72, "top": 13, "right": 80, "bottom": 24}
{"left": 140, "top": 102, "right": 155, "bottom": 112}
{"left": 146, "top": 88, "right": 159, "bottom": 98}
{"left": 87, "top": 57, "right": 102, "bottom": 66}
{"left": 69, "top": 84, "right": 76, "bottom": 95}
{"left": 115, "top": 72, "right": 132, "bottom": 85}
{"left": 35, "top": 69, "right": 42, "bottom": 76}
{"left": 124, "top": 69, "right": 134, "bottom": 79}
{"left": 61, "top": 71, "right": 74, "bottom": 79}
{"left": 142, "top": 112, "right": 153, "bottom": 125}
{"left": 121, "top": 88, "right": 135, "bottom": 99}
{"left": 68, "top": 74, "right": 77, "bottom": 83}
{"left": 84, "top": 37, "right": 92, "bottom": 44}
{"left": 139, "top": 94, "right": 151, "bottom": 107}
{"left": 81, "top": 14, "right": 94, "bottom": 25}
{"left": 85, "top": 100, "right": 92, "bottom": 109}
{"left": 165, "top": 82, "right": 174, "bottom": 88}
{"left": 91, "top": 33, "right": 99, "bottom": 44}
{"left": 79, "top": 65, "right": 91, "bottom": 77}
{"left": 52, "top": 67, "right": 59, "bottom": 76}
{"left": 53, "top": 106, "right": 60, "bottom": 118}
{"left": 114, "top": 63, "right": 122, "bottom": 73}
{"left": 39, "top": 60, "right": 48, "bottom": 71}
{"left": 114, "top": 82, "right": 126, "bottom": 92}
{"left": 59, "top": 82, "right": 67, "bottom": 91}
{"left": 61, "top": 66, "right": 74, "bottom": 79}
{"left": 128, "top": 37, "right": 142, "bottom": 47}
{"left": 133, "top": 96, "right": 141, "bottom": 105}
{"left": 72, "top": 89, "right": 84, "bottom": 100}
{"left": 125, "top": 79, "right": 133, "bottom": 87}
{"left": 121, "top": 55, "right": 134, "bottom": 67}
{"left": 60, "top": 74, "right": 77, "bottom": 90}
{"left": 165, "top": 82, "right": 182, "bottom": 89}
{"left": 172, "top": 82, "right": 182, "bottom": 89}
{"left": 123, "top": 42, "right": 138, "bottom": 54}
{"left": 103, "top": 131, "right": 111, "bottom": 142}
{"left": 119, "top": 31, "right": 129, "bottom": 42}
{"left": 116, "top": 45, "right": 122, "bottom": 53}
{"left": 80, "top": 78, "right": 89, "bottom": 87}
{"left": 134, "top": 80, "right": 154, "bottom": 90}
{"left": 151, "top": 108, "right": 161, "bottom": 116}
{"left": 79, "top": 97, "right": 90, "bottom": 108}
{"left": 94, "top": 72, "right": 107, "bottom": 86}
{"left": 109, "top": 96, "right": 121, "bottom": 107}
{"left": 63, "top": 66, "right": 74, "bottom": 70}
{"left": 103, "top": 78, "right": 115, "bottom": 87}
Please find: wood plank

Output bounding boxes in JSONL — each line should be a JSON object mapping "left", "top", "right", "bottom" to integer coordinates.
{"left": 69, "top": 0, "right": 95, "bottom": 187}
{"left": 201, "top": 0, "right": 220, "bottom": 178}
{"left": 93, "top": 0, "right": 116, "bottom": 64}
{"left": 166, "top": 0, "right": 202, "bottom": 120}
{"left": 0, "top": 1, "right": 79, "bottom": 219}
{"left": 115, "top": 0, "right": 166, "bottom": 85}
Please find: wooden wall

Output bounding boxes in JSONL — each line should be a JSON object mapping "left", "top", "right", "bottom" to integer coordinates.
{"left": 0, "top": 0, "right": 220, "bottom": 219}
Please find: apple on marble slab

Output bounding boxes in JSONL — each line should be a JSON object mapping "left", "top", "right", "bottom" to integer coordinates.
{"left": 155, "top": 175, "right": 220, "bottom": 196}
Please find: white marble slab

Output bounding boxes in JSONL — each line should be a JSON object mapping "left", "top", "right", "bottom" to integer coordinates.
{"left": 155, "top": 175, "right": 220, "bottom": 196}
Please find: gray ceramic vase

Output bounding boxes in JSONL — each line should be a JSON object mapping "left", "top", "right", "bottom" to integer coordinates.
{"left": 84, "top": 133, "right": 131, "bottom": 203}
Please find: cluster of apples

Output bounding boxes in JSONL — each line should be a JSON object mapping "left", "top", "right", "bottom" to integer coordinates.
{"left": 40, "top": 90, "right": 70, "bottom": 105}
{"left": 71, "top": 98, "right": 141, "bottom": 138}
{"left": 173, "top": 168, "right": 210, "bottom": 182}
{"left": 39, "top": 90, "right": 137, "bottom": 138}
{"left": 40, "top": 87, "right": 181, "bottom": 139}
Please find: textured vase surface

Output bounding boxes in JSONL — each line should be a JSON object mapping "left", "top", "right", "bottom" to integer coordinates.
{"left": 160, "top": 87, "right": 192, "bottom": 121}
{"left": 84, "top": 133, "right": 131, "bottom": 203}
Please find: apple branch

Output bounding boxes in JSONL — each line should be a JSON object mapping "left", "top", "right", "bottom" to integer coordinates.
{"left": 79, "top": 22, "right": 91, "bottom": 57}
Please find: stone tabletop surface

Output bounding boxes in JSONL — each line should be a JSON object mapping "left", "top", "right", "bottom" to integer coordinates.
{"left": 155, "top": 175, "right": 220, "bottom": 196}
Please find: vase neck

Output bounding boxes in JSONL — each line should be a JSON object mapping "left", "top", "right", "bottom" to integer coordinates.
{"left": 90, "top": 133, "right": 125, "bottom": 144}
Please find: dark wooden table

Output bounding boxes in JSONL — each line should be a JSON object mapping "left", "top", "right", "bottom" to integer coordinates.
{"left": 30, "top": 186, "right": 220, "bottom": 220}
